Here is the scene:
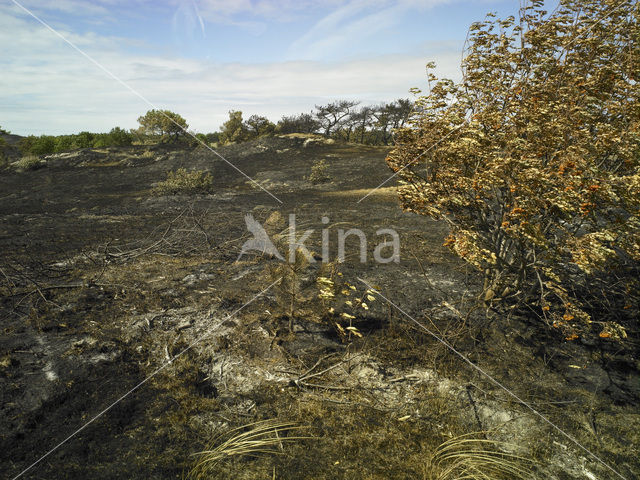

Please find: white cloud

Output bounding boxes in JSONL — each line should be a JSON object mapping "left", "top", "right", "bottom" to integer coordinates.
{"left": 1, "top": 1, "right": 463, "bottom": 135}
{"left": 287, "top": 0, "right": 455, "bottom": 60}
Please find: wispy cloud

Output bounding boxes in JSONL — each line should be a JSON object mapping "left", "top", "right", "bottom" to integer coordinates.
{"left": 287, "top": 0, "right": 455, "bottom": 60}
{"left": 1, "top": 0, "right": 465, "bottom": 135}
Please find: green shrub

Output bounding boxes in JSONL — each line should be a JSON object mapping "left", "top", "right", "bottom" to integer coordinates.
{"left": 16, "top": 155, "right": 44, "bottom": 171}
{"left": 308, "top": 159, "right": 331, "bottom": 184}
{"left": 219, "top": 110, "right": 248, "bottom": 144}
{"left": 107, "top": 127, "right": 133, "bottom": 146}
{"left": 19, "top": 135, "right": 56, "bottom": 155}
{"left": 388, "top": 0, "right": 639, "bottom": 340}
{"left": 92, "top": 135, "right": 108, "bottom": 148}
{"left": 54, "top": 135, "right": 75, "bottom": 152}
{"left": 153, "top": 168, "right": 213, "bottom": 195}
{"left": 74, "top": 131, "right": 95, "bottom": 149}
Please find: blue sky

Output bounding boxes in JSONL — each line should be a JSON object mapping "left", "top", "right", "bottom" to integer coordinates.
{"left": 1, "top": 0, "right": 533, "bottom": 135}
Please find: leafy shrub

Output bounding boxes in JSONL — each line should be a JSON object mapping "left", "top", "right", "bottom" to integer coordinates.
{"left": 204, "top": 132, "right": 220, "bottom": 144}
{"left": 219, "top": 110, "right": 248, "bottom": 144}
{"left": 19, "top": 135, "right": 56, "bottom": 155}
{"left": 388, "top": 0, "right": 639, "bottom": 340}
{"left": 74, "top": 131, "right": 95, "bottom": 149}
{"left": 16, "top": 155, "right": 44, "bottom": 171}
{"left": 54, "top": 135, "right": 75, "bottom": 152}
{"left": 153, "top": 168, "right": 213, "bottom": 195}
{"left": 308, "top": 159, "right": 331, "bottom": 184}
{"left": 92, "top": 136, "right": 108, "bottom": 148}
{"left": 107, "top": 127, "right": 133, "bottom": 146}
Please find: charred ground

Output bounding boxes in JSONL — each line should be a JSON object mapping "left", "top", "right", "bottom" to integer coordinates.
{"left": 0, "top": 135, "right": 638, "bottom": 479}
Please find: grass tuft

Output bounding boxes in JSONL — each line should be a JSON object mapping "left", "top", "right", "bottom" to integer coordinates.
{"left": 187, "top": 419, "right": 307, "bottom": 480}
{"left": 424, "top": 433, "right": 536, "bottom": 480}
{"left": 16, "top": 155, "right": 44, "bottom": 171}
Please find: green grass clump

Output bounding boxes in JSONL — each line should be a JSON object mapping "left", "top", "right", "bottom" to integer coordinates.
{"left": 153, "top": 168, "right": 213, "bottom": 195}
{"left": 16, "top": 155, "right": 44, "bottom": 171}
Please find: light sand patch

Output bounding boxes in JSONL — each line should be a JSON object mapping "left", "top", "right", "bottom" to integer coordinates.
{"left": 324, "top": 186, "right": 398, "bottom": 201}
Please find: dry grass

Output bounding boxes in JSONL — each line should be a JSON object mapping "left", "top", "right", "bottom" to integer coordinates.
{"left": 153, "top": 168, "right": 213, "bottom": 195}
{"left": 15, "top": 155, "right": 44, "bottom": 171}
{"left": 308, "top": 159, "right": 332, "bottom": 184}
{"left": 424, "top": 433, "right": 536, "bottom": 480}
{"left": 187, "top": 420, "right": 308, "bottom": 480}
{"left": 324, "top": 186, "right": 397, "bottom": 201}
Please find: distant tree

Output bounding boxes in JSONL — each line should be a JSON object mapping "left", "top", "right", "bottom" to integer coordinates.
{"left": 276, "top": 113, "right": 319, "bottom": 134}
{"left": 389, "top": 99, "right": 413, "bottom": 130}
{"left": 19, "top": 135, "right": 56, "bottom": 155}
{"left": 352, "top": 106, "right": 374, "bottom": 144}
{"left": 315, "top": 100, "right": 360, "bottom": 137}
{"left": 74, "top": 131, "right": 95, "bottom": 149}
{"left": 0, "top": 126, "right": 10, "bottom": 134}
{"left": 137, "top": 109, "right": 189, "bottom": 141}
{"left": 244, "top": 115, "right": 276, "bottom": 138}
{"left": 219, "top": 110, "right": 248, "bottom": 144}
{"left": 54, "top": 135, "right": 75, "bottom": 152}
{"left": 204, "top": 132, "right": 220, "bottom": 144}
{"left": 92, "top": 135, "right": 109, "bottom": 148}
{"left": 107, "top": 127, "right": 133, "bottom": 146}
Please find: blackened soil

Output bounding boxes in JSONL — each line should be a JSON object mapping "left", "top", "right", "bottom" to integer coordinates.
{"left": 0, "top": 136, "right": 638, "bottom": 479}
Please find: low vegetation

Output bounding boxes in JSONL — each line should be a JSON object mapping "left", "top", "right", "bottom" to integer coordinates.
{"left": 1, "top": 2, "right": 637, "bottom": 479}
{"left": 425, "top": 434, "right": 534, "bottom": 480}
{"left": 19, "top": 127, "right": 133, "bottom": 156}
{"left": 307, "top": 159, "right": 331, "bottom": 184}
{"left": 216, "top": 99, "right": 413, "bottom": 146}
{"left": 389, "top": 0, "right": 639, "bottom": 342}
{"left": 15, "top": 154, "right": 43, "bottom": 171}
{"left": 152, "top": 168, "right": 213, "bottom": 195}
{"left": 188, "top": 420, "right": 305, "bottom": 480}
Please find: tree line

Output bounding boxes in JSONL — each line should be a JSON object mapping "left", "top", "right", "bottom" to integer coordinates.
{"left": 217, "top": 99, "right": 413, "bottom": 146}
{"left": 12, "top": 99, "right": 413, "bottom": 156}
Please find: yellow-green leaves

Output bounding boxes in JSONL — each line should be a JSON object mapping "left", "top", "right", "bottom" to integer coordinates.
{"left": 388, "top": 0, "right": 639, "bottom": 340}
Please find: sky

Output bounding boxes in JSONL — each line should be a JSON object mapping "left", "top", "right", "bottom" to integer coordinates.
{"left": 0, "top": 0, "right": 530, "bottom": 135}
